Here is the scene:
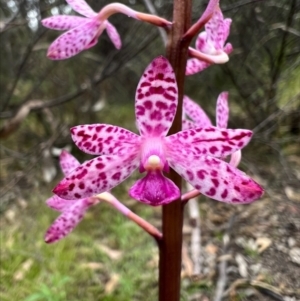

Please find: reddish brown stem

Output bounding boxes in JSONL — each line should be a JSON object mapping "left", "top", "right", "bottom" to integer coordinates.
{"left": 158, "top": 1, "right": 192, "bottom": 300}
{"left": 183, "top": 0, "right": 219, "bottom": 43}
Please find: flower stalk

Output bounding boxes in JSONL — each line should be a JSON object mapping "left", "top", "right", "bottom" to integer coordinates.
{"left": 95, "top": 192, "right": 162, "bottom": 243}
{"left": 159, "top": 0, "right": 192, "bottom": 300}
{"left": 97, "top": 3, "right": 172, "bottom": 28}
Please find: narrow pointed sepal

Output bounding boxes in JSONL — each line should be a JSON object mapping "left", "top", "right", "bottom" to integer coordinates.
{"left": 71, "top": 124, "right": 140, "bottom": 155}
{"left": 42, "top": 16, "right": 87, "bottom": 30}
{"left": 183, "top": 95, "right": 212, "bottom": 127}
{"left": 185, "top": 58, "right": 210, "bottom": 75}
{"left": 53, "top": 154, "right": 139, "bottom": 200}
{"left": 44, "top": 199, "right": 93, "bottom": 243}
{"left": 169, "top": 154, "right": 264, "bottom": 204}
{"left": 105, "top": 21, "right": 122, "bottom": 49}
{"left": 129, "top": 171, "right": 180, "bottom": 206}
{"left": 47, "top": 19, "right": 101, "bottom": 60}
{"left": 59, "top": 150, "right": 80, "bottom": 176}
{"left": 65, "top": 0, "right": 96, "bottom": 18}
{"left": 216, "top": 92, "right": 229, "bottom": 128}
{"left": 46, "top": 195, "right": 77, "bottom": 212}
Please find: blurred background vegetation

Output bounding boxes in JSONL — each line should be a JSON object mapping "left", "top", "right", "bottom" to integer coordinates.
{"left": 1, "top": 0, "right": 299, "bottom": 300}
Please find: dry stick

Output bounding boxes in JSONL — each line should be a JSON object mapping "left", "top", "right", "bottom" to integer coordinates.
{"left": 186, "top": 182, "right": 202, "bottom": 276}
{"left": 213, "top": 215, "right": 235, "bottom": 301}
{"left": 159, "top": 1, "right": 192, "bottom": 300}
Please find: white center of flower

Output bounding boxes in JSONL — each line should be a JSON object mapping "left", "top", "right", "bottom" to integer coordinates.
{"left": 144, "top": 155, "right": 163, "bottom": 171}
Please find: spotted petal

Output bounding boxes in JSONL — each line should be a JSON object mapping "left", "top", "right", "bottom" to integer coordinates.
{"left": 183, "top": 95, "right": 212, "bottom": 127}
{"left": 185, "top": 58, "right": 210, "bottom": 75}
{"left": 168, "top": 154, "right": 263, "bottom": 204}
{"left": 166, "top": 127, "right": 252, "bottom": 158}
{"left": 105, "top": 21, "right": 122, "bottom": 49}
{"left": 47, "top": 19, "right": 101, "bottom": 60}
{"left": 182, "top": 119, "right": 196, "bottom": 130}
{"left": 53, "top": 153, "right": 139, "bottom": 200}
{"left": 71, "top": 124, "right": 140, "bottom": 155}
{"left": 45, "top": 199, "right": 94, "bottom": 243}
{"left": 42, "top": 15, "right": 87, "bottom": 30}
{"left": 216, "top": 92, "right": 229, "bottom": 128}
{"left": 129, "top": 171, "right": 180, "bottom": 206}
{"left": 59, "top": 150, "right": 80, "bottom": 176}
{"left": 66, "top": 0, "right": 96, "bottom": 18}
{"left": 222, "top": 18, "right": 232, "bottom": 44}
{"left": 135, "top": 56, "right": 178, "bottom": 137}
{"left": 46, "top": 195, "right": 77, "bottom": 212}
{"left": 205, "top": 9, "right": 227, "bottom": 50}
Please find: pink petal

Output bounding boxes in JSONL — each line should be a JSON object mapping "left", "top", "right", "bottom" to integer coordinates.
{"left": 46, "top": 195, "right": 77, "bottom": 212}
{"left": 45, "top": 199, "right": 93, "bottom": 243}
{"left": 182, "top": 119, "right": 196, "bottom": 130}
{"left": 216, "top": 92, "right": 229, "bottom": 128}
{"left": 53, "top": 154, "right": 139, "bottom": 200}
{"left": 205, "top": 9, "right": 225, "bottom": 50}
{"left": 224, "top": 43, "right": 233, "bottom": 54}
{"left": 41, "top": 15, "right": 87, "bottom": 30}
{"left": 185, "top": 58, "right": 210, "bottom": 75}
{"left": 105, "top": 21, "right": 122, "bottom": 49}
{"left": 47, "top": 19, "right": 101, "bottom": 60}
{"left": 168, "top": 154, "right": 264, "bottom": 204}
{"left": 135, "top": 56, "right": 178, "bottom": 137}
{"left": 195, "top": 32, "right": 207, "bottom": 52}
{"left": 229, "top": 150, "right": 242, "bottom": 168}
{"left": 166, "top": 127, "right": 253, "bottom": 158}
{"left": 71, "top": 124, "right": 140, "bottom": 155}
{"left": 222, "top": 18, "right": 232, "bottom": 43}
{"left": 129, "top": 171, "right": 180, "bottom": 206}
{"left": 59, "top": 150, "right": 80, "bottom": 176}
{"left": 65, "top": 0, "right": 96, "bottom": 18}
{"left": 183, "top": 95, "right": 212, "bottom": 127}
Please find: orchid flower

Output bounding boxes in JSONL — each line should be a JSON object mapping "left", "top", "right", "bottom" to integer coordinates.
{"left": 53, "top": 56, "right": 263, "bottom": 206}
{"left": 45, "top": 150, "right": 101, "bottom": 243}
{"left": 42, "top": 1, "right": 171, "bottom": 60}
{"left": 186, "top": 6, "right": 233, "bottom": 75}
{"left": 183, "top": 93, "right": 242, "bottom": 167}
{"left": 46, "top": 151, "right": 162, "bottom": 242}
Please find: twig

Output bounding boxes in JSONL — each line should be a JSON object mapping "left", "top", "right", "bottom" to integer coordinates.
{"left": 186, "top": 182, "right": 202, "bottom": 275}
{"left": 213, "top": 215, "right": 235, "bottom": 301}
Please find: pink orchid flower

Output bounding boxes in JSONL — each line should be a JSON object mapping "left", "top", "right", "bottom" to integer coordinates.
{"left": 45, "top": 150, "right": 102, "bottom": 243}
{"left": 42, "top": 1, "right": 171, "bottom": 60}
{"left": 183, "top": 92, "right": 241, "bottom": 167}
{"left": 53, "top": 56, "right": 263, "bottom": 206}
{"left": 42, "top": 0, "right": 122, "bottom": 60}
{"left": 186, "top": 7, "right": 233, "bottom": 75}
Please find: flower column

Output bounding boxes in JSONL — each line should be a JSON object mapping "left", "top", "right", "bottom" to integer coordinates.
{"left": 159, "top": 0, "right": 192, "bottom": 300}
